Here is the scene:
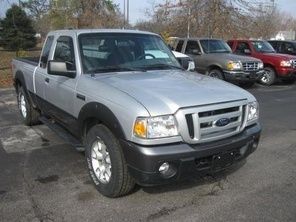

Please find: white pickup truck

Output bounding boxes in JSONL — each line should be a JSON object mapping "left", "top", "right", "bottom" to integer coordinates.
{"left": 12, "top": 29, "right": 261, "bottom": 197}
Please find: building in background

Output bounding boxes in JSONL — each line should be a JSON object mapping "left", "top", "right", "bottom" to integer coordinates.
{"left": 272, "top": 31, "right": 296, "bottom": 40}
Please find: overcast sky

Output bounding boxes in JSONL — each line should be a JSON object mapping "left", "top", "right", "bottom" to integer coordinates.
{"left": 1, "top": 0, "right": 296, "bottom": 24}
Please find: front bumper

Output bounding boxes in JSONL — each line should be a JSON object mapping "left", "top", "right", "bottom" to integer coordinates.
{"left": 120, "top": 123, "right": 261, "bottom": 186}
{"left": 223, "top": 70, "right": 265, "bottom": 82}
{"left": 277, "top": 67, "right": 296, "bottom": 78}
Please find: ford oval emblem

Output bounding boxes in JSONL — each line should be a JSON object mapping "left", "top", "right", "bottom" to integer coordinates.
{"left": 215, "top": 118, "right": 230, "bottom": 127}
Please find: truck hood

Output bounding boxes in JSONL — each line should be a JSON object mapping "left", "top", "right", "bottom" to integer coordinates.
{"left": 211, "top": 53, "right": 262, "bottom": 62}
{"left": 259, "top": 52, "right": 296, "bottom": 60}
{"left": 96, "top": 70, "right": 255, "bottom": 115}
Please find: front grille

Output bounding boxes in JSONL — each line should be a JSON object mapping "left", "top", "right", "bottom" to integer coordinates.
{"left": 175, "top": 100, "right": 248, "bottom": 144}
{"left": 291, "top": 60, "right": 296, "bottom": 68}
{"left": 242, "top": 62, "right": 259, "bottom": 71}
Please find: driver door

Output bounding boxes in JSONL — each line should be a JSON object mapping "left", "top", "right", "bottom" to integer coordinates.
{"left": 44, "top": 35, "right": 78, "bottom": 126}
{"left": 184, "top": 40, "right": 204, "bottom": 73}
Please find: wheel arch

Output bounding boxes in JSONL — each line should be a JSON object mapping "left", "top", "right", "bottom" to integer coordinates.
{"left": 263, "top": 63, "right": 277, "bottom": 76}
{"left": 14, "top": 70, "right": 27, "bottom": 93}
{"left": 207, "top": 64, "right": 223, "bottom": 73}
{"left": 78, "top": 102, "right": 126, "bottom": 142}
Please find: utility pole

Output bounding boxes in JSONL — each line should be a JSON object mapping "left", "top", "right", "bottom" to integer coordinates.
{"left": 123, "top": 0, "right": 129, "bottom": 28}
{"left": 127, "top": 0, "right": 129, "bottom": 26}
{"left": 123, "top": 0, "right": 126, "bottom": 28}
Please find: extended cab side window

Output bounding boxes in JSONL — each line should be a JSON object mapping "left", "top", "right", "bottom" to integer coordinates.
{"left": 40, "top": 35, "right": 54, "bottom": 68}
{"left": 185, "top": 40, "right": 200, "bottom": 54}
{"left": 175, "top": 40, "right": 184, "bottom": 52}
{"left": 54, "top": 36, "right": 76, "bottom": 70}
{"left": 235, "top": 42, "right": 251, "bottom": 55}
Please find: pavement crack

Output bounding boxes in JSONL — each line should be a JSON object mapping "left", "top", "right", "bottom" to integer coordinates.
{"left": 21, "top": 150, "right": 54, "bottom": 221}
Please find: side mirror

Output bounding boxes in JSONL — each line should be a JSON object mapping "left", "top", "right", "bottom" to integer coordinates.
{"left": 287, "top": 47, "right": 294, "bottom": 52}
{"left": 244, "top": 49, "right": 251, "bottom": 54}
{"left": 192, "top": 49, "right": 202, "bottom": 55}
{"left": 48, "top": 61, "right": 76, "bottom": 78}
{"left": 187, "top": 61, "right": 195, "bottom": 71}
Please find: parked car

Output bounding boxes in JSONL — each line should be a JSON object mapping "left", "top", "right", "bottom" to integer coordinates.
{"left": 228, "top": 39, "right": 296, "bottom": 85}
{"left": 12, "top": 29, "right": 261, "bottom": 197}
{"left": 172, "top": 38, "right": 264, "bottom": 87}
{"left": 172, "top": 50, "right": 195, "bottom": 71}
{"left": 268, "top": 40, "right": 296, "bottom": 56}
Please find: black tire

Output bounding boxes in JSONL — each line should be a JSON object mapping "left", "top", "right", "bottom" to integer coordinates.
{"left": 281, "top": 78, "right": 295, "bottom": 84}
{"left": 85, "top": 124, "right": 135, "bottom": 197}
{"left": 17, "top": 86, "right": 40, "bottom": 126}
{"left": 207, "top": 69, "right": 224, "bottom": 80}
{"left": 239, "top": 81, "right": 255, "bottom": 88}
{"left": 259, "top": 67, "right": 276, "bottom": 85}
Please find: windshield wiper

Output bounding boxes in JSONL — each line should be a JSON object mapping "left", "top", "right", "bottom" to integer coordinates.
{"left": 142, "top": 63, "right": 184, "bottom": 71}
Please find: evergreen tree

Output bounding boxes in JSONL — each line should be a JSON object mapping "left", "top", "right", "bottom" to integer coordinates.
{"left": 0, "top": 4, "right": 37, "bottom": 50}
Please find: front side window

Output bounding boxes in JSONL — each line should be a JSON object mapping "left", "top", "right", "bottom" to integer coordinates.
{"left": 251, "top": 41, "right": 275, "bottom": 53}
{"left": 200, "top": 39, "right": 231, "bottom": 53}
{"left": 53, "top": 36, "right": 76, "bottom": 70}
{"left": 78, "top": 33, "right": 181, "bottom": 73}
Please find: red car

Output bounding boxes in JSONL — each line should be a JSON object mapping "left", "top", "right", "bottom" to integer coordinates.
{"left": 228, "top": 39, "right": 296, "bottom": 85}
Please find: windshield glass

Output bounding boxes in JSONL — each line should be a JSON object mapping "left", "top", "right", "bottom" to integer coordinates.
{"left": 78, "top": 33, "right": 182, "bottom": 73}
{"left": 251, "top": 41, "right": 275, "bottom": 53}
{"left": 200, "top": 39, "right": 232, "bottom": 53}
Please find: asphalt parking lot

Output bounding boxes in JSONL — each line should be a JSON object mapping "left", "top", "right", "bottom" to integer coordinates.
{"left": 0, "top": 83, "right": 296, "bottom": 222}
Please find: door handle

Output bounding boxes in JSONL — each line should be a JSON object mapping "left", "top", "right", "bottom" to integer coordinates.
{"left": 45, "top": 78, "right": 49, "bottom": 83}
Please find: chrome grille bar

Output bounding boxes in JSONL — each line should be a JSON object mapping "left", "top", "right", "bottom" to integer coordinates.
{"left": 242, "top": 62, "right": 259, "bottom": 71}
{"left": 175, "top": 100, "right": 248, "bottom": 144}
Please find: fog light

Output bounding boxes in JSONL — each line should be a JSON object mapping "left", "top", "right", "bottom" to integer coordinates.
{"left": 252, "top": 137, "right": 259, "bottom": 150}
{"left": 159, "top": 162, "right": 170, "bottom": 173}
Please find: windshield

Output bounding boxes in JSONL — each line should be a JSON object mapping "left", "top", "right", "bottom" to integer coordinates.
{"left": 78, "top": 33, "right": 182, "bottom": 73}
{"left": 251, "top": 41, "right": 275, "bottom": 53}
{"left": 200, "top": 39, "right": 232, "bottom": 53}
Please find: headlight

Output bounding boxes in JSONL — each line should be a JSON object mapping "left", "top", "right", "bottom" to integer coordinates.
{"left": 258, "top": 62, "right": 264, "bottom": 69}
{"left": 247, "top": 101, "right": 259, "bottom": 121}
{"left": 227, "top": 61, "right": 242, "bottom": 70}
{"left": 133, "top": 115, "right": 178, "bottom": 139}
{"left": 280, "top": 60, "right": 292, "bottom": 67}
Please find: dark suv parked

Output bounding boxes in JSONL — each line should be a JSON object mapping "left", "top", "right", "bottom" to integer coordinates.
{"left": 268, "top": 40, "right": 296, "bottom": 56}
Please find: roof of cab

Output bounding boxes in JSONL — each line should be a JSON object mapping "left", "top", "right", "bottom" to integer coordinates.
{"left": 47, "top": 29, "right": 158, "bottom": 36}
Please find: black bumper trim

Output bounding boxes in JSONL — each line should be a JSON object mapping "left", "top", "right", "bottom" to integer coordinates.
{"left": 120, "top": 124, "right": 261, "bottom": 186}
{"left": 223, "top": 70, "right": 264, "bottom": 82}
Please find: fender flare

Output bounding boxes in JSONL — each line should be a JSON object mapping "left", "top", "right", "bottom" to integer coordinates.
{"left": 14, "top": 71, "right": 27, "bottom": 93}
{"left": 78, "top": 102, "right": 126, "bottom": 140}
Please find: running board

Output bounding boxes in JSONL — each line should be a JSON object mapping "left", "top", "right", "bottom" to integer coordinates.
{"left": 39, "top": 116, "right": 85, "bottom": 152}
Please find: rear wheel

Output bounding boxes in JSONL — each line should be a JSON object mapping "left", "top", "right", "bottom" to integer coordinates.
{"left": 85, "top": 124, "right": 135, "bottom": 197}
{"left": 207, "top": 69, "right": 224, "bottom": 80}
{"left": 17, "top": 86, "right": 40, "bottom": 126}
{"left": 259, "top": 67, "right": 276, "bottom": 85}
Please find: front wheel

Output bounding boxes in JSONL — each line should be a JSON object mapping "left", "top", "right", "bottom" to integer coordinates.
{"left": 85, "top": 124, "right": 135, "bottom": 197}
{"left": 207, "top": 69, "right": 224, "bottom": 80}
{"left": 259, "top": 67, "right": 276, "bottom": 85}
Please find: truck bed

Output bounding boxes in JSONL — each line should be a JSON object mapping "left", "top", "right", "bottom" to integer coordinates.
{"left": 15, "top": 57, "right": 39, "bottom": 66}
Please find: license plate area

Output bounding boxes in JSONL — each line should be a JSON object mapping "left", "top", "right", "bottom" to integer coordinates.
{"left": 212, "top": 150, "right": 238, "bottom": 170}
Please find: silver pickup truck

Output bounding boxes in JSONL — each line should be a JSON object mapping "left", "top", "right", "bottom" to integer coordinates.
{"left": 171, "top": 37, "right": 265, "bottom": 87}
{"left": 12, "top": 29, "right": 261, "bottom": 197}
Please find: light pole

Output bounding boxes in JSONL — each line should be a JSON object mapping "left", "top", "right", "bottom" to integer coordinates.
{"left": 123, "top": 0, "right": 129, "bottom": 28}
